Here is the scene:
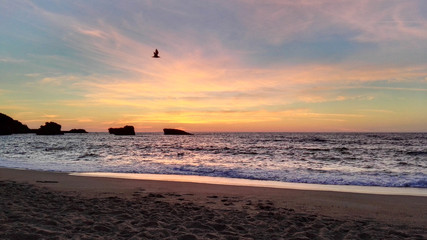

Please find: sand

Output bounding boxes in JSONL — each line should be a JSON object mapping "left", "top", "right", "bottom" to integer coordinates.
{"left": 0, "top": 168, "right": 426, "bottom": 239}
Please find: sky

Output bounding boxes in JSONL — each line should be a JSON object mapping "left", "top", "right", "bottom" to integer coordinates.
{"left": 1, "top": 0, "right": 426, "bottom": 132}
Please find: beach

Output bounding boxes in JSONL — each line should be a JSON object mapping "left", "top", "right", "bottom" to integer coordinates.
{"left": 0, "top": 168, "right": 425, "bottom": 239}
{"left": 2, "top": 0, "right": 427, "bottom": 239}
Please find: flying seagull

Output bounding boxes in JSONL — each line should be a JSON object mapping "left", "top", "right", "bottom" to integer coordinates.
{"left": 152, "top": 49, "right": 160, "bottom": 58}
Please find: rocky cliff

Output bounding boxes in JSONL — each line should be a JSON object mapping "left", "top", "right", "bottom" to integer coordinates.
{"left": 0, "top": 113, "right": 32, "bottom": 135}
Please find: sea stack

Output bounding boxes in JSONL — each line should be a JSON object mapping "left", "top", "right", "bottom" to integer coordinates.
{"left": 108, "top": 126, "right": 135, "bottom": 135}
{"left": 36, "top": 122, "right": 64, "bottom": 135}
{"left": 163, "top": 128, "right": 193, "bottom": 135}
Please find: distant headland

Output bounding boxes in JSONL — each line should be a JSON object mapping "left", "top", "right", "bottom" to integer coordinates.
{"left": 0, "top": 113, "right": 32, "bottom": 135}
{"left": 0, "top": 113, "right": 88, "bottom": 135}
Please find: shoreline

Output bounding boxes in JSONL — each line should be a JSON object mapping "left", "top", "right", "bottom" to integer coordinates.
{"left": 71, "top": 172, "right": 427, "bottom": 197}
{"left": 1, "top": 167, "right": 426, "bottom": 239}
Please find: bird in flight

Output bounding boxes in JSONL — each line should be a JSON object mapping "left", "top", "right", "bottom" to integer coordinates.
{"left": 152, "top": 49, "right": 160, "bottom": 58}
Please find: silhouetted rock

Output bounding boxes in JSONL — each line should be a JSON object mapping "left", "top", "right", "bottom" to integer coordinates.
{"left": 163, "top": 128, "right": 193, "bottom": 135}
{"left": 36, "top": 122, "right": 64, "bottom": 135}
{"left": 108, "top": 126, "right": 135, "bottom": 135}
{"left": 66, "top": 129, "right": 88, "bottom": 133}
{"left": 0, "top": 113, "right": 32, "bottom": 135}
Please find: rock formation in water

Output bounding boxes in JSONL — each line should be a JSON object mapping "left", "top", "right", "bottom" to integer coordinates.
{"left": 66, "top": 129, "right": 88, "bottom": 133}
{"left": 163, "top": 128, "right": 193, "bottom": 135}
{"left": 0, "top": 113, "right": 32, "bottom": 135}
{"left": 108, "top": 126, "right": 135, "bottom": 135}
{"left": 36, "top": 122, "right": 64, "bottom": 135}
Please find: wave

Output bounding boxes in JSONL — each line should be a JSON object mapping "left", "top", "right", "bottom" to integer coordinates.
{"left": 406, "top": 151, "right": 427, "bottom": 156}
{"left": 133, "top": 164, "right": 427, "bottom": 188}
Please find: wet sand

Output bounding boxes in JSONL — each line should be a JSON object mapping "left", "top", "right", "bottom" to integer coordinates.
{"left": 1, "top": 167, "right": 426, "bottom": 239}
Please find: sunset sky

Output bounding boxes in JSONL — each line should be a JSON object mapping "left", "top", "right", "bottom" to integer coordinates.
{"left": 1, "top": 0, "right": 426, "bottom": 132}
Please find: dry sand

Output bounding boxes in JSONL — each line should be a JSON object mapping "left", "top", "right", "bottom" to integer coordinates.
{"left": 0, "top": 167, "right": 426, "bottom": 239}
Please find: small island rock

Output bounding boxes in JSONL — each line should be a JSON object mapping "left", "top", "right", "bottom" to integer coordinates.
{"left": 66, "top": 129, "right": 88, "bottom": 133}
{"left": 163, "top": 128, "right": 193, "bottom": 135}
{"left": 36, "top": 122, "right": 64, "bottom": 135}
{"left": 108, "top": 126, "right": 135, "bottom": 135}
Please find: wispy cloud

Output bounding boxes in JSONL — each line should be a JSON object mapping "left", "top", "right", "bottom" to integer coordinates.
{"left": 24, "top": 73, "right": 41, "bottom": 77}
{"left": 358, "top": 109, "right": 394, "bottom": 114}
{"left": 43, "top": 114, "right": 59, "bottom": 118}
{"left": 0, "top": 58, "right": 25, "bottom": 63}
{"left": 38, "top": 75, "right": 80, "bottom": 86}
{"left": 233, "top": 0, "right": 427, "bottom": 44}
{"left": 118, "top": 109, "right": 364, "bottom": 125}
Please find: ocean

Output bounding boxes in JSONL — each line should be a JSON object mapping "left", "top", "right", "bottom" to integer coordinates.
{"left": 0, "top": 132, "right": 426, "bottom": 188}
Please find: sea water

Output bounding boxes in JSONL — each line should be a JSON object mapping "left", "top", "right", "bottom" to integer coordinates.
{"left": 0, "top": 132, "right": 426, "bottom": 188}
